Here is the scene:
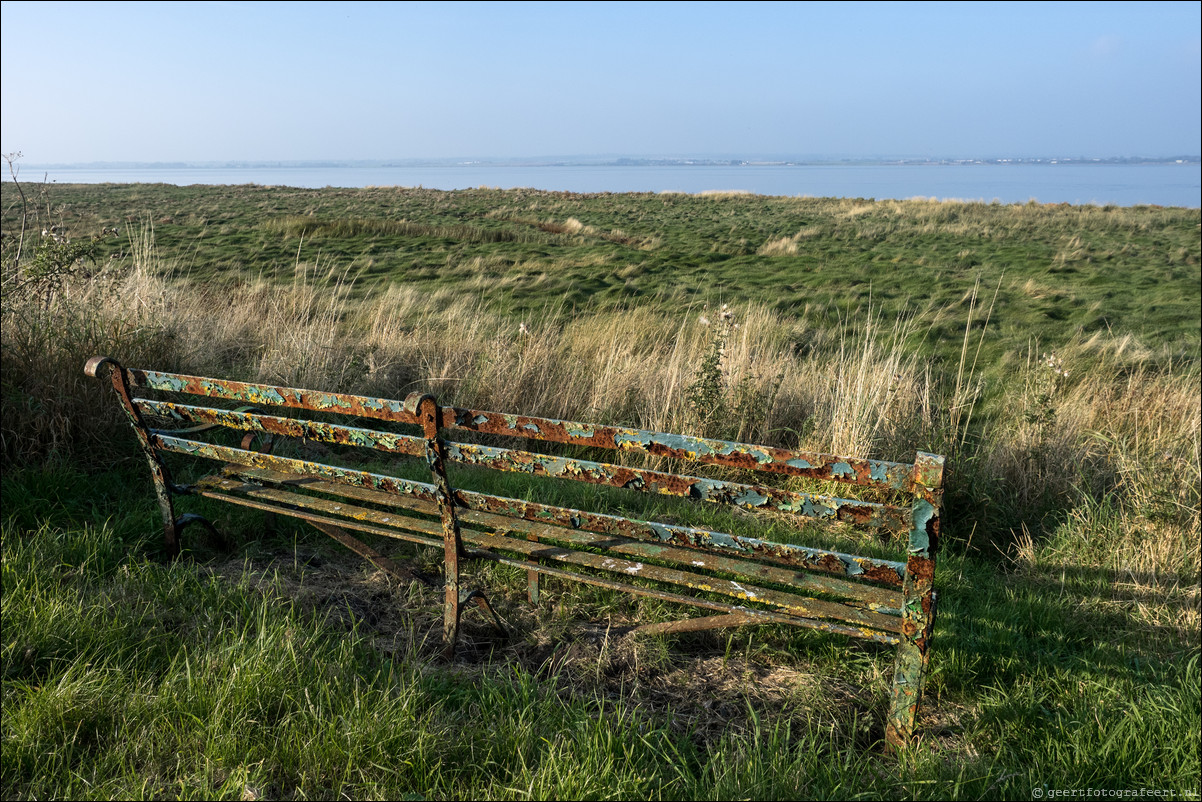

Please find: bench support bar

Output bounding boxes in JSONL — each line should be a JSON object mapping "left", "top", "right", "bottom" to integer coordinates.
{"left": 633, "top": 613, "right": 763, "bottom": 636}
{"left": 309, "top": 521, "right": 437, "bottom": 587}
{"left": 412, "top": 393, "right": 469, "bottom": 659}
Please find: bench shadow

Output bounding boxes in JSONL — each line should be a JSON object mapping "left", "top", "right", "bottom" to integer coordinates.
{"left": 183, "top": 481, "right": 1197, "bottom": 760}
{"left": 198, "top": 519, "right": 901, "bottom": 752}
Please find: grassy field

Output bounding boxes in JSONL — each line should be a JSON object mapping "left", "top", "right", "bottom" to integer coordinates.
{"left": 9, "top": 182, "right": 1200, "bottom": 360}
{"left": 1, "top": 182, "right": 1199, "bottom": 799}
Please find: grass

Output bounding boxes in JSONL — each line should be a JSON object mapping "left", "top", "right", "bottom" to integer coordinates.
{"left": 1, "top": 183, "right": 1199, "bottom": 799}
{"left": 3, "top": 468, "right": 1197, "bottom": 799}
{"left": 3, "top": 184, "right": 1197, "bottom": 364}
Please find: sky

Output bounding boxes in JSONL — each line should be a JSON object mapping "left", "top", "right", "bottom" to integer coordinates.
{"left": 2, "top": 0, "right": 1199, "bottom": 164}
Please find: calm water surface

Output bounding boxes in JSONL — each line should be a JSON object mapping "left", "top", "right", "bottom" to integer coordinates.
{"left": 29, "top": 163, "right": 1201, "bottom": 208}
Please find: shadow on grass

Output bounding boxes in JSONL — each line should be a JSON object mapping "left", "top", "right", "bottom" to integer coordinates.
{"left": 4, "top": 464, "right": 1198, "bottom": 799}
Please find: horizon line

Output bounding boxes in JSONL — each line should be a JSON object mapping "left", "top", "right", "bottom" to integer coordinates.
{"left": 15, "top": 154, "right": 1202, "bottom": 169}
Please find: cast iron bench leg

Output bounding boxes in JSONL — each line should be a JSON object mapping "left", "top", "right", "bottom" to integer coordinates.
{"left": 886, "top": 452, "right": 944, "bottom": 750}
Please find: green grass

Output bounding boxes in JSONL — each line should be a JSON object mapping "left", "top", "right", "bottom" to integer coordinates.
{"left": 1, "top": 183, "right": 1198, "bottom": 799}
{"left": 4, "top": 184, "right": 1198, "bottom": 365}
{"left": 3, "top": 467, "right": 1198, "bottom": 799}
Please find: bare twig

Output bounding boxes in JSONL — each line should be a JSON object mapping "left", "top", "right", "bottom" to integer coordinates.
{"left": 3, "top": 151, "right": 28, "bottom": 266}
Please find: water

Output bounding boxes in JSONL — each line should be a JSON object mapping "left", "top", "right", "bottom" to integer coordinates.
{"left": 25, "top": 162, "right": 1201, "bottom": 208}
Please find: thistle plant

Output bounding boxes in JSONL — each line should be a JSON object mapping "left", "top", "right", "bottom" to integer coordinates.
{"left": 686, "top": 305, "right": 782, "bottom": 441}
{"left": 686, "top": 306, "right": 734, "bottom": 431}
{"left": 1024, "top": 352, "right": 1069, "bottom": 430}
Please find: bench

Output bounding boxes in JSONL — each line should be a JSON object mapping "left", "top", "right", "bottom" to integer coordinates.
{"left": 86, "top": 355, "right": 945, "bottom": 749}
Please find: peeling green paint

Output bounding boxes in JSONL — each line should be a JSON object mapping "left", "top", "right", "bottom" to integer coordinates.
{"left": 649, "top": 522, "right": 673, "bottom": 542}
{"left": 734, "top": 489, "right": 770, "bottom": 507}
{"left": 706, "top": 531, "right": 739, "bottom": 550}
{"left": 909, "top": 500, "right": 935, "bottom": 555}
{"left": 146, "top": 373, "right": 190, "bottom": 392}
{"left": 250, "top": 386, "right": 287, "bottom": 405}
{"left": 719, "top": 443, "right": 772, "bottom": 463}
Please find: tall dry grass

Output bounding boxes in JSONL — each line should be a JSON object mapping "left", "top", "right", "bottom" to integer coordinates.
{"left": 2, "top": 226, "right": 1197, "bottom": 579}
{"left": 0, "top": 242, "right": 933, "bottom": 472}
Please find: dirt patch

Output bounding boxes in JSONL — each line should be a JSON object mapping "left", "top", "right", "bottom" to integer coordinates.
{"left": 206, "top": 543, "right": 893, "bottom": 747}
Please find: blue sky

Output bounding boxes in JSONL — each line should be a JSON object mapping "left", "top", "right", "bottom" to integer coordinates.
{"left": 2, "top": 1, "right": 1199, "bottom": 163}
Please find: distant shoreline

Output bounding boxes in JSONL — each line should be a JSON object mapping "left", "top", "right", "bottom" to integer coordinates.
{"left": 21, "top": 156, "right": 1202, "bottom": 171}
{"left": 9, "top": 162, "right": 1198, "bottom": 207}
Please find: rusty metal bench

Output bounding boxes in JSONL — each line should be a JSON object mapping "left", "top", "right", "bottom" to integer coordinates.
{"left": 86, "top": 355, "right": 945, "bottom": 748}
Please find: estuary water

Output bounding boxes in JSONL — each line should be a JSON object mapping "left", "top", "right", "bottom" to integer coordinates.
{"left": 26, "top": 162, "right": 1201, "bottom": 208}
